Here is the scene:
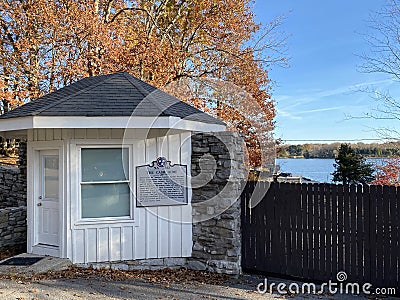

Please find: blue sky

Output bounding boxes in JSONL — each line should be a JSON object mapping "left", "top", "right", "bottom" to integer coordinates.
{"left": 254, "top": 0, "right": 400, "bottom": 144}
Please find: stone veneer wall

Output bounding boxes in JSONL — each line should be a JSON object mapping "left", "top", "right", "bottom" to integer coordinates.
{"left": 189, "top": 132, "right": 245, "bottom": 275}
{"left": 0, "top": 141, "right": 27, "bottom": 208}
{"left": 0, "top": 207, "right": 27, "bottom": 249}
{"left": 0, "top": 167, "right": 27, "bottom": 209}
{"left": 0, "top": 141, "right": 27, "bottom": 250}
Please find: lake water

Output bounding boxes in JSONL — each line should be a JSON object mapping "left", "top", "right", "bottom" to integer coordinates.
{"left": 276, "top": 158, "right": 385, "bottom": 183}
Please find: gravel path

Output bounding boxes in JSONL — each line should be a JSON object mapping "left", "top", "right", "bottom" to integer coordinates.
{"left": 0, "top": 274, "right": 391, "bottom": 300}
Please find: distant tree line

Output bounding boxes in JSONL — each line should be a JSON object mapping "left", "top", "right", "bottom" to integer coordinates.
{"left": 277, "top": 142, "right": 400, "bottom": 159}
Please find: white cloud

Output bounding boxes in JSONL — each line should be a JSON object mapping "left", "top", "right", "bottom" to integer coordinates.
{"left": 296, "top": 106, "right": 345, "bottom": 115}
{"left": 276, "top": 108, "right": 303, "bottom": 120}
{"left": 276, "top": 79, "right": 395, "bottom": 112}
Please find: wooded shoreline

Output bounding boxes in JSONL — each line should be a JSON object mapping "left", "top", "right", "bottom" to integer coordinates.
{"left": 278, "top": 142, "right": 400, "bottom": 159}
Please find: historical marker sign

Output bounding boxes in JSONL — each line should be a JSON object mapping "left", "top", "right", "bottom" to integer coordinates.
{"left": 136, "top": 157, "right": 188, "bottom": 207}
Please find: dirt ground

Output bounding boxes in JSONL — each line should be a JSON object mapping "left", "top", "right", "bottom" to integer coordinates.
{"left": 0, "top": 268, "right": 395, "bottom": 300}
{"left": 0, "top": 246, "right": 25, "bottom": 261}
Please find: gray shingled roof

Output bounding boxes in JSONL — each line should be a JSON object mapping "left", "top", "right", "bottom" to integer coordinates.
{"left": 0, "top": 72, "right": 225, "bottom": 125}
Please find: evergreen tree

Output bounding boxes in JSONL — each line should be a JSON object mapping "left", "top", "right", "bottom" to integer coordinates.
{"left": 332, "top": 144, "right": 375, "bottom": 184}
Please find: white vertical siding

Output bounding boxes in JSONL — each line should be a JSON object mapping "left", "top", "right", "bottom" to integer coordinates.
{"left": 30, "top": 129, "right": 192, "bottom": 263}
{"left": 86, "top": 228, "right": 97, "bottom": 262}
{"left": 73, "top": 230, "right": 85, "bottom": 263}
{"left": 180, "top": 132, "right": 193, "bottom": 257}
{"left": 133, "top": 140, "right": 146, "bottom": 260}
{"left": 110, "top": 227, "right": 122, "bottom": 261}
{"left": 169, "top": 134, "right": 183, "bottom": 257}
{"left": 54, "top": 129, "right": 62, "bottom": 140}
{"left": 145, "top": 138, "right": 159, "bottom": 259}
{"left": 121, "top": 226, "right": 134, "bottom": 260}
{"left": 157, "top": 136, "right": 170, "bottom": 258}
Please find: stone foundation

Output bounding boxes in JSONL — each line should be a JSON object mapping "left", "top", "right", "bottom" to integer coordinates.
{"left": 78, "top": 258, "right": 188, "bottom": 271}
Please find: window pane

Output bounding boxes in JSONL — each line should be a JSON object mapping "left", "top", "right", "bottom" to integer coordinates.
{"left": 81, "top": 148, "right": 129, "bottom": 182}
{"left": 44, "top": 156, "right": 59, "bottom": 199}
{"left": 81, "top": 183, "right": 130, "bottom": 218}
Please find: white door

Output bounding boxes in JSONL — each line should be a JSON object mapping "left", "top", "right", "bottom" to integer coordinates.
{"left": 36, "top": 150, "right": 60, "bottom": 247}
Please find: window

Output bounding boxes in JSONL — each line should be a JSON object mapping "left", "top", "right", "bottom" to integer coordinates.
{"left": 80, "top": 148, "right": 130, "bottom": 219}
{"left": 43, "top": 155, "right": 59, "bottom": 199}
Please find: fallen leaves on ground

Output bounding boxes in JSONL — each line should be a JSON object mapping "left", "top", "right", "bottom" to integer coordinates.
{"left": 4, "top": 266, "right": 229, "bottom": 286}
{"left": 0, "top": 246, "right": 25, "bottom": 261}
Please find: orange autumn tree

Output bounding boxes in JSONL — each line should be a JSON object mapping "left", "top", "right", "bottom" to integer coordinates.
{"left": 115, "top": 0, "right": 284, "bottom": 167}
{"left": 0, "top": 0, "right": 285, "bottom": 167}
{"left": 371, "top": 156, "right": 400, "bottom": 186}
{"left": 0, "top": 0, "right": 124, "bottom": 113}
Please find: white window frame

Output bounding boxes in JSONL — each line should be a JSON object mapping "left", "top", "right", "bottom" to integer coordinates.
{"left": 77, "top": 144, "right": 133, "bottom": 223}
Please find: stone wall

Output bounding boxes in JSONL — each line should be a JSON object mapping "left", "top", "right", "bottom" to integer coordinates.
{"left": 0, "top": 167, "right": 27, "bottom": 209}
{"left": 17, "top": 141, "right": 27, "bottom": 178}
{"left": 0, "top": 141, "right": 27, "bottom": 209}
{"left": 0, "top": 141, "right": 27, "bottom": 250}
{"left": 0, "top": 207, "right": 27, "bottom": 249}
{"left": 190, "top": 132, "right": 245, "bottom": 275}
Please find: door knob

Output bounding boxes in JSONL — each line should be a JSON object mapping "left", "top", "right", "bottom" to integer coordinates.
{"left": 38, "top": 196, "right": 42, "bottom": 200}
{"left": 37, "top": 203, "right": 42, "bottom": 206}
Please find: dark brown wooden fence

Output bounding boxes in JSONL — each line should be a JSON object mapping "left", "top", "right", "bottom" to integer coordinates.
{"left": 241, "top": 181, "right": 400, "bottom": 288}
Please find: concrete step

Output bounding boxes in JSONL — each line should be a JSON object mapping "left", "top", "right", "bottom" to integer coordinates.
{"left": 0, "top": 253, "right": 72, "bottom": 275}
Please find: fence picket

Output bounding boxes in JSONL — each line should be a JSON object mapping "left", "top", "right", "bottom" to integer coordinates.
{"left": 265, "top": 182, "right": 274, "bottom": 270}
{"left": 376, "top": 185, "right": 384, "bottom": 286}
{"left": 395, "top": 186, "right": 400, "bottom": 286}
{"left": 337, "top": 184, "right": 345, "bottom": 274}
{"left": 293, "top": 184, "right": 303, "bottom": 276}
{"left": 369, "top": 185, "right": 377, "bottom": 284}
{"left": 349, "top": 185, "right": 357, "bottom": 281}
{"left": 319, "top": 183, "right": 327, "bottom": 279}
{"left": 383, "top": 186, "right": 391, "bottom": 286}
{"left": 285, "top": 183, "right": 294, "bottom": 275}
{"left": 247, "top": 181, "right": 255, "bottom": 270}
{"left": 383, "top": 186, "right": 396, "bottom": 283}
{"left": 271, "top": 182, "right": 281, "bottom": 274}
{"left": 307, "top": 184, "right": 315, "bottom": 279}
{"left": 255, "top": 182, "right": 266, "bottom": 272}
{"left": 288, "top": 183, "right": 298, "bottom": 275}
{"left": 301, "top": 183, "right": 309, "bottom": 278}
{"left": 277, "top": 182, "right": 286, "bottom": 274}
{"left": 242, "top": 181, "right": 248, "bottom": 270}
{"left": 314, "top": 183, "right": 321, "bottom": 279}
{"left": 343, "top": 185, "right": 351, "bottom": 278}
{"left": 331, "top": 184, "right": 339, "bottom": 278}
{"left": 356, "top": 185, "right": 364, "bottom": 282}
{"left": 325, "top": 184, "right": 333, "bottom": 279}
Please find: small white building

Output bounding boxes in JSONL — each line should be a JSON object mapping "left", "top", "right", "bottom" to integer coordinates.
{"left": 0, "top": 72, "right": 225, "bottom": 264}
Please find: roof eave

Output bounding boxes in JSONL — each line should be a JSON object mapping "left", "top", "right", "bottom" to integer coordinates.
{"left": 0, "top": 116, "right": 226, "bottom": 135}
{"left": 0, "top": 116, "right": 34, "bottom": 132}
